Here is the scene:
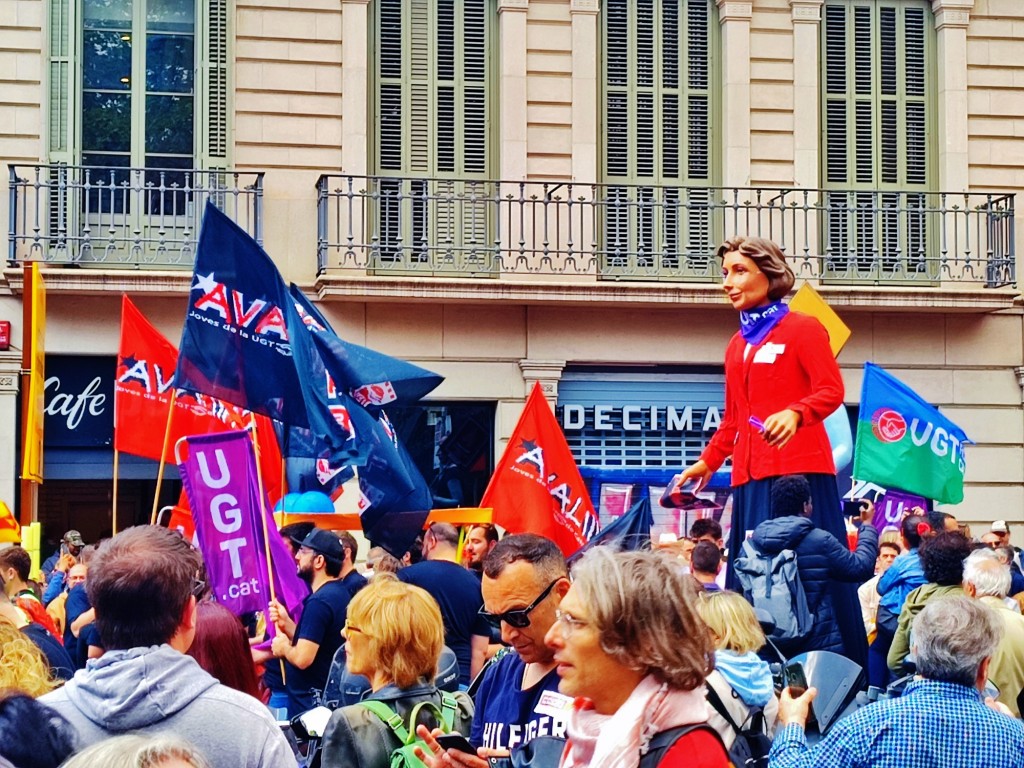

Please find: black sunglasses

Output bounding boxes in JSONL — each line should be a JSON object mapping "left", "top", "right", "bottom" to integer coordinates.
{"left": 479, "top": 578, "right": 562, "bottom": 629}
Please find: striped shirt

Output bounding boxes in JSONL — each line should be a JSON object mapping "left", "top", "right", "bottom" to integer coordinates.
{"left": 769, "top": 679, "right": 1024, "bottom": 768}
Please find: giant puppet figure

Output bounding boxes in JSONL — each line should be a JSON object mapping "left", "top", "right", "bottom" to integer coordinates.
{"left": 676, "top": 236, "right": 866, "bottom": 664}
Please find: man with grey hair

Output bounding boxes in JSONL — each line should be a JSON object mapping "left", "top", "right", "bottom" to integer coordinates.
{"left": 771, "top": 595, "right": 1024, "bottom": 767}
{"left": 963, "top": 550, "right": 1024, "bottom": 716}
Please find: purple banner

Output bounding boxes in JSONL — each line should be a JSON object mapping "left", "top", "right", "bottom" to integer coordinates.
{"left": 180, "top": 430, "right": 308, "bottom": 620}
{"left": 872, "top": 488, "right": 928, "bottom": 534}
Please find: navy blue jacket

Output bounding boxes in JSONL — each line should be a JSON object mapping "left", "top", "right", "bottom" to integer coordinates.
{"left": 752, "top": 516, "right": 878, "bottom": 656}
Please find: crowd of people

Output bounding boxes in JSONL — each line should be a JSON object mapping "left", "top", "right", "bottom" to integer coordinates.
{"left": 2, "top": 237, "right": 1024, "bottom": 766}
{"left": 2, "top": 502, "right": 1024, "bottom": 768}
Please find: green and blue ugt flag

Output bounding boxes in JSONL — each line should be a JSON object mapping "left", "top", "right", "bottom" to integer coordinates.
{"left": 853, "top": 362, "right": 971, "bottom": 504}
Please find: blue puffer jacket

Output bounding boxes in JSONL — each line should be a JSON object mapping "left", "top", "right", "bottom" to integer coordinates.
{"left": 751, "top": 516, "right": 878, "bottom": 656}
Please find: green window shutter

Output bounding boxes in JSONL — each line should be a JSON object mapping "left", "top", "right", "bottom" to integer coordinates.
{"left": 199, "top": 0, "right": 229, "bottom": 167}
{"left": 821, "top": 0, "right": 934, "bottom": 277}
{"left": 602, "top": 0, "right": 713, "bottom": 186}
{"left": 47, "top": 0, "right": 77, "bottom": 162}
{"left": 821, "top": 0, "right": 932, "bottom": 191}
{"left": 374, "top": 0, "right": 492, "bottom": 178}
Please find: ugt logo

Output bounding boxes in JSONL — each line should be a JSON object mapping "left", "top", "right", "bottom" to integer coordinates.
{"left": 871, "top": 408, "right": 907, "bottom": 443}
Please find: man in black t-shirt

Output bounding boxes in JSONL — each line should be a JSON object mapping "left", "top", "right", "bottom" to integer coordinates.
{"left": 270, "top": 528, "right": 357, "bottom": 714}
{"left": 398, "top": 522, "right": 490, "bottom": 687}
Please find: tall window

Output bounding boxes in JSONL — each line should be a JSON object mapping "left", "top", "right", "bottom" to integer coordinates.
{"left": 822, "top": 0, "right": 934, "bottom": 278}
{"left": 601, "top": 0, "right": 715, "bottom": 278}
{"left": 48, "top": 0, "right": 228, "bottom": 199}
{"left": 372, "top": 0, "right": 493, "bottom": 272}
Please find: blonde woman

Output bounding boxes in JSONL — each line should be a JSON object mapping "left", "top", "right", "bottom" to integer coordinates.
{"left": 60, "top": 734, "right": 211, "bottom": 768}
{"left": 319, "top": 577, "right": 474, "bottom": 768}
{"left": 694, "top": 591, "right": 778, "bottom": 749}
{"left": 0, "top": 617, "right": 59, "bottom": 697}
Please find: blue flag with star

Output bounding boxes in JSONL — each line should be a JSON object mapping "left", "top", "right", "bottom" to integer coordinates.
{"left": 284, "top": 285, "right": 438, "bottom": 557}
{"left": 174, "top": 203, "right": 352, "bottom": 460}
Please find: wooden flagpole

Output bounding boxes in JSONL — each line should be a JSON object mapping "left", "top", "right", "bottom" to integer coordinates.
{"left": 112, "top": 449, "right": 119, "bottom": 535}
{"left": 249, "top": 417, "right": 286, "bottom": 683}
{"left": 150, "top": 389, "right": 178, "bottom": 525}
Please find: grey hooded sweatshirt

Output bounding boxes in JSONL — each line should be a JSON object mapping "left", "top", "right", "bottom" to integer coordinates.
{"left": 41, "top": 644, "right": 296, "bottom": 767}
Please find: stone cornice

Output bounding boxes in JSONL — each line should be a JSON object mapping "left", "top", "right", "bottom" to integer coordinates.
{"left": 569, "top": 0, "right": 599, "bottom": 15}
{"left": 931, "top": 0, "right": 973, "bottom": 30}
{"left": 790, "top": 0, "right": 823, "bottom": 24}
{"left": 2, "top": 268, "right": 191, "bottom": 296}
{"left": 717, "top": 0, "right": 753, "bottom": 23}
{"left": 313, "top": 274, "right": 1019, "bottom": 313}
{"left": 498, "top": 0, "right": 528, "bottom": 12}
{"left": 0, "top": 267, "right": 1013, "bottom": 314}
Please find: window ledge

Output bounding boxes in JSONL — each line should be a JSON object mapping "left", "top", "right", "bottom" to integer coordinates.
{"left": 312, "top": 274, "right": 1021, "bottom": 314}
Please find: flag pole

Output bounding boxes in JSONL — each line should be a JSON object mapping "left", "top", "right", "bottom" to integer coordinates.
{"left": 112, "top": 449, "right": 120, "bottom": 536}
{"left": 456, "top": 525, "right": 467, "bottom": 565}
{"left": 150, "top": 389, "right": 178, "bottom": 525}
{"left": 248, "top": 417, "right": 286, "bottom": 684}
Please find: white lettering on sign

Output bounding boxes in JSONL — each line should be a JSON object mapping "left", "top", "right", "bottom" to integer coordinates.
{"left": 44, "top": 375, "right": 107, "bottom": 430}
{"left": 210, "top": 492, "right": 242, "bottom": 533}
{"left": 561, "top": 404, "right": 722, "bottom": 433}
{"left": 197, "top": 449, "right": 231, "bottom": 489}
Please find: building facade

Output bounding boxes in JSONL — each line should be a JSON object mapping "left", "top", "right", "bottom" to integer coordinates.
{"left": 2, "top": 0, "right": 1023, "bottom": 540}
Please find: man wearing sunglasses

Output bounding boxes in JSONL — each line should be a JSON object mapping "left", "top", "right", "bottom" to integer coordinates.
{"left": 446, "top": 533, "right": 573, "bottom": 766}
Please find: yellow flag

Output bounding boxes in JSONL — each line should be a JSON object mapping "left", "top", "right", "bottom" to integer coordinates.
{"left": 0, "top": 501, "right": 19, "bottom": 543}
{"left": 789, "top": 282, "right": 850, "bottom": 357}
{"left": 22, "top": 263, "right": 46, "bottom": 483}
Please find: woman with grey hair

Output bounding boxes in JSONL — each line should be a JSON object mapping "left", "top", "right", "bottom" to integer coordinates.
{"left": 543, "top": 547, "right": 728, "bottom": 767}
{"left": 59, "top": 734, "right": 211, "bottom": 768}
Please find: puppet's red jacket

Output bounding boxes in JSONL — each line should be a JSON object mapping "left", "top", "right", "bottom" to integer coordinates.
{"left": 700, "top": 311, "right": 844, "bottom": 485}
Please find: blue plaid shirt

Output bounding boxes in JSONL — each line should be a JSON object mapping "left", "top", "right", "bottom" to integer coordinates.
{"left": 769, "top": 679, "right": 1024, "bottom": 768}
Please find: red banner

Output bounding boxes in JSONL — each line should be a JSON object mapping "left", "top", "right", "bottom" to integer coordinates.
{"left": 114, "top": 296, "right": 284, "bottom": 503}
{"left": 481, "top": 383, "right": 599, "bottom": 556}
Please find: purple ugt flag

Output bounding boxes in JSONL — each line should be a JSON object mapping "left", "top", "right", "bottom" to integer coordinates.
{"left": 871, "top": 488, "right": 928, "bottom": 534}
{"left": 179, "top": 430, "right": 308, "bottom": 619}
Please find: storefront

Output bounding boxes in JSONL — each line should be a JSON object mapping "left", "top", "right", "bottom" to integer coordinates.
{"left": 36, "top": 354, "right": 496, "bottom": 542}
{"left": 40, "top": 355, "right": 180, "bottom": 542}
{"left": 557, "top": 367, "right": 733, "bottom": 541}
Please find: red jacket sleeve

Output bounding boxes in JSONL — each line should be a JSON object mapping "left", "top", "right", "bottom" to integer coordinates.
{"left": 700, "top": 335, "right": 741, "bottom": 473}
{"left": 657, "top": 728, "right": 729, "bottom": 768}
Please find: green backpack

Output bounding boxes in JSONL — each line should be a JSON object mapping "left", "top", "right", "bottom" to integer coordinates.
{"left": 358, "top": 693, "right": 460, "bottom": 768}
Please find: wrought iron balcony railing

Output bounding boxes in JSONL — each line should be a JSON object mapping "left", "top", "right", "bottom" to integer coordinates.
{"left": 8, "top": 163, "right": 264, "bottom": 267}
{"left": 316, "top": 176, "right": 1016, "bottom": 289}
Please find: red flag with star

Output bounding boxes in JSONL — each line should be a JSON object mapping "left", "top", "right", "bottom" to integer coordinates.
{"left": 115, "top": 296, "right": 284, "bottom": 503}
{"left": 480, "top": 382, "right": 599, "bottom": 556}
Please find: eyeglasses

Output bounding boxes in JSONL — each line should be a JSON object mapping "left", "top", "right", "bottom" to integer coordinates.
{"left": 479, "top": 578, "right": 562, "bottom": 629}
{"left": 553, "top": 609, "right": 589, "bottom": 637}
{"left": 191, "top": 577, "right": 207, "bottom": 599}
{"left": 342, "top": 619, "right": 366, "bottom": 637}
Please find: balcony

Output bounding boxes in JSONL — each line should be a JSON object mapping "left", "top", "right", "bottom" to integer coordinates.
{"left": 8, "top": 163, "right": 264, "bottom": 269}
{"left": 315, "top": 175, "right": 1016, "bottom": 308}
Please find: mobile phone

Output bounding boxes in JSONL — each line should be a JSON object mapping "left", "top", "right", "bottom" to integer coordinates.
{"left": 783, "top": 662, "right": 809, "bottom": 697}
{"left": 435, "top": 734, "right": 475, "bottom": 754}
{"left": 842, "top": 499, "right": 865, "bottom": 518}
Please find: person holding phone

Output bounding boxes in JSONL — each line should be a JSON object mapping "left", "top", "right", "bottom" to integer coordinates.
{"left": 771, "top": 597, "right": 1024, "bottom": 768}
{"left": 318, "top": 578, "right": 474, "bottom": 768}
{"left": 674, "top": 237, "right": 864, "bottom": 662}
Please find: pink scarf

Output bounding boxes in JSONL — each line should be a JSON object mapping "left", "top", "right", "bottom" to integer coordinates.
{"left": 559, "top": 675, "right": 709, "bottom": 768}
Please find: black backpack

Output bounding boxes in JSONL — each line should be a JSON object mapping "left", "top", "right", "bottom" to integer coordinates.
{"left": 704, "top": 683, "right": 772, "bottom": 768}
{"left": 639, "top": 723, "right": 728, "bottom": 767}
